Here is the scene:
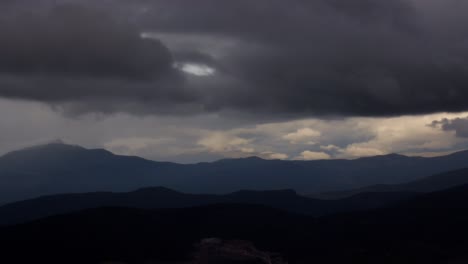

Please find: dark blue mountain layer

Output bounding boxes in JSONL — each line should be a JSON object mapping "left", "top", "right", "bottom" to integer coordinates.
{"left": 0, "top": 187, "right": 415, "bottom": 226}
{"left": 1, "top": 142, "right": 468, "bottom": 204}
{"left": 318, "top": 167, "right": 468, "bottom": 199}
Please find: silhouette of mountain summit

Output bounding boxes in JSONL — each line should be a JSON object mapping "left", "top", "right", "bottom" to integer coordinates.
{"left": 1, "top": 142, "right": 468, "bottom": 204}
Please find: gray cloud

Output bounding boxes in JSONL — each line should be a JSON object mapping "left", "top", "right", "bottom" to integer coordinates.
{"left": 0, "top": 2, "right": 199, "bottom": 114}
{"left": 0, "top": 5, "right": 172, "bottom": 79}
{"left": 0, "top": 0, "right": 468, "bottom": 117}
{"left": 2, "top": 98, "right": 468, "bottom": 163}
{"left": 431, "top": 117, "right": 468, "bottom": 138}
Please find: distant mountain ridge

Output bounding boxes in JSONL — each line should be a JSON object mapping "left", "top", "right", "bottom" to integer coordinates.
{"left": 318, "top": 167, "right": 468, "bottom": 199}
{"left": 1, "top": 142, "right": 468, "bottom": 204}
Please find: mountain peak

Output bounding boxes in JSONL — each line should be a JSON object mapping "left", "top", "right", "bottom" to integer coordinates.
{"left": 216, "top": 156, "right": 267, "bottom": 164}
{"left": 0, "top": 142, "right": 114, "bottom": 162}
{"left": 243, "top": 156, "right": 267, "bottom": 161}
{"left": 384, "top": 153, "right": 409, "bottom": 158}
{"left": 3, "top": 142, "right": 82, "bottom": 156}
{"left": 49, "top": 138, "right": 66, "bottom": 145}
{"left": 357, "top": 153, "right": 408, "bottom": 161}
{"left": 230, "top": 189, "right": 299, "bottom": 198}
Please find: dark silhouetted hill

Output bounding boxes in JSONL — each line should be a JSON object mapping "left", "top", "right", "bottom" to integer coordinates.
{"left": 0, "top": 187, "right": 416, "bottom": 226}
{"left": 319, "top": 167, "right": 468, "bottom": 199}
{"left": 2, "top": 185, "right": 468, "bottom": 263}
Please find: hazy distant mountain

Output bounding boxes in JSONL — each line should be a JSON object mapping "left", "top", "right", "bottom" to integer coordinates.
{"left": 0, "top": 187, "right": 416, "bottom": 226}
{"left": 1, "top": 142, "right": 468, "bottom": 204}
{"left": 318, "top": 167, "right": 468, "bottom": 199}
{"left": 2, "top": 185, "right": 468, "bottom": 264}
{"left": 0, "top": 143, "right": 177, "bottom": 204}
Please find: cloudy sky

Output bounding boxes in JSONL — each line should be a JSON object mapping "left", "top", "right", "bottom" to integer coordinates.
{"left": 1, "top": 0, "right": 468, "bottom": 163}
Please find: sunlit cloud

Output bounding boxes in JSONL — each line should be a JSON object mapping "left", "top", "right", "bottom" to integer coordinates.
{"left": 2, "top": 98, "right": 468, "bottom": 163}
{"left": 175, "top": 62, "right": 216, "bottom": 76}
{"left": 295, "top": 151, "right": 331, "bottom": 161}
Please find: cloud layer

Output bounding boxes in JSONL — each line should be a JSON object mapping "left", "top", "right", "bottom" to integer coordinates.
{"left": 432, "top": 117, "right": 468, "bottom": 138}
{"left": 0, "top": 0, "right": 468, "bottom": 118}
{"left": 3, "top": 98, "right": 468, "bottom": 163}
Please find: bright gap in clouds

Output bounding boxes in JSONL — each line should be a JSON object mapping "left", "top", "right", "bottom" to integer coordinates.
{"left": 140, "top": 32, "right": 216, "bottom": 77}
{"left": 175, "top": 62, "right": 216, "bottom": 76}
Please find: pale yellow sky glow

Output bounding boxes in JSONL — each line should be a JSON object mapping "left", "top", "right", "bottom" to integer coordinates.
{"left": 1, "top": 99, "right": 468, "bottom": 163}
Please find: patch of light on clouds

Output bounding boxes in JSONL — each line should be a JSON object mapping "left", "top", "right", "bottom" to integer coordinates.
{"left": 140, "top": 32, "right": 216, "bottom": 76}
{"left": 140, "top": 32, "right": 154, "bottom": 39}
{"left": 174, "top": 62, "right": 216, "bottom": 77}
{"left": 3, "top": 95, "right": 468, "bottom": 163}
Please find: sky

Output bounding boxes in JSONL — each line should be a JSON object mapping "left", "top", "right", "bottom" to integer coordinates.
{"left": 1, "top": 0, "right": 468, "bottom": 163}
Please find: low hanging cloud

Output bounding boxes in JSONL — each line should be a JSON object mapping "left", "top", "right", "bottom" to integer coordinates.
{"left": 431, "top": 117, "right": 468, "bottom": 138}
{"left": 296, "top": 151, "right": 331, "bottom": 161}
{"left": 2, "top": 97, "right": 468, "bottom": 163}
{"left": 1, "top": 0, "right": 468, "bottom": 117}
{"left": 283, "top": 128, "right": 321, "bottom": 145}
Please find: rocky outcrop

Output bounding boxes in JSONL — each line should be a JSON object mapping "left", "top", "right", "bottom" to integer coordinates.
{"left": 192, "top": 238, "right": 287, "bottom": 264}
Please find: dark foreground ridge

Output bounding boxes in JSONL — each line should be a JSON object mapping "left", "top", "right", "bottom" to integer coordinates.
{"left": 2, "top": 185, "right": 468, "bottom": 264}
{"left": 0, "top": 186, "right": 416, "bottom": 226}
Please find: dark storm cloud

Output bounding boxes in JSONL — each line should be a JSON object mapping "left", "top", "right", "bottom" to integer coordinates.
{"left": 142, "top": 0, "right": 468, "bottom": 116}
{"left": 0, "top": 2, "right": 199, "bottom": 113}
{"left": 431, "top": 117, "right": 468, "bottom": 138}
{"left": 1, "top": 0, "right": 468, "bottom": 116}
{"left": 0, "top": 3, "right": 175, "bottom": 79}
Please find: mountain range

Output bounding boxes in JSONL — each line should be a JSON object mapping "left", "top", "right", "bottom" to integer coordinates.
{"left": 2, "top": 142, "right": 468, "bottom": 263}
{"left": 2, "top": 142, "right": 468, "bottom": 204}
